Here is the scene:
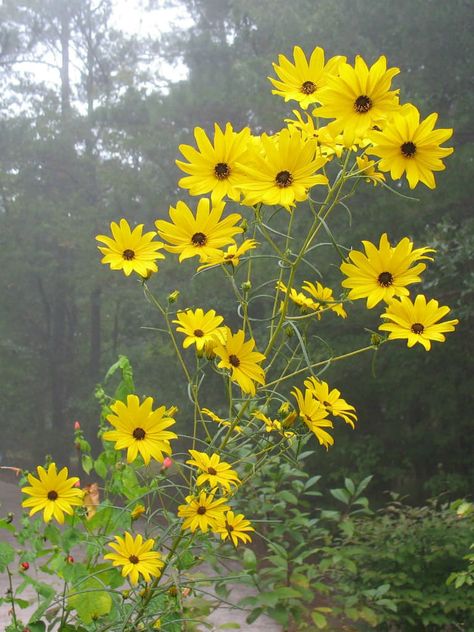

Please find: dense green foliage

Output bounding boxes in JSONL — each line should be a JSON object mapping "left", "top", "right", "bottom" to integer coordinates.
{"left": 1, "top": 0, "right": 473, "bottom": 501}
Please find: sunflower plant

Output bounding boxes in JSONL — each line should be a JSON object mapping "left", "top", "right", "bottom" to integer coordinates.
{"left": 3, "top": 44, "right": 458, "bottom": 631}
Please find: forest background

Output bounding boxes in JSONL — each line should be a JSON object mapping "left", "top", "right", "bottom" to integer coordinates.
{"left": 1, "top": 0, "right": 473, "bottom": 504}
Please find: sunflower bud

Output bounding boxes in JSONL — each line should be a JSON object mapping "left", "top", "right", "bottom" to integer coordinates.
{"left": 167, "top": 290, "right": 180, "bottom": 304}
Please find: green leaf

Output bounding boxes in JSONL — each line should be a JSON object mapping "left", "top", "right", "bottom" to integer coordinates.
{"left": 330, "top": 488, "right": 350, "bottom": 504}
{"left": 243, "top": 548, "right": 257, "bottom": 572}
{"left": 344, "top": 478, "right": 356, "bottom": 495}
{"left": 0, "top": 518, "right": 15, "bottom": 533}
{"left": 25, "top": 623, "right": 46, "bottom": 632}
{"left": 311, "top": 611, "right": 328, "bottom": 629}
{"left": 246, "top": 607, "right": 264, "bottom": 625}
{"left": 68, "top": 578, "right": 112, "bottom": 624}
{"left": 279, "top": 490, "right": 298, "bottom": 504}
{"left": 94, "top": 454, "right": 109, "bottom": 479}
{"left": 81, "top": 454, "right": 94, "bottom": 475}
{"left": 0, "top": 541, "right": 15, "bottom": 571}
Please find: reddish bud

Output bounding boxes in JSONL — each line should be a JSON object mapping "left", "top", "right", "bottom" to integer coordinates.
{"left": 73, "top": 480, "right": 81, "bottom": 487}
{"left": 161, "top": 457, "right": 173, "bottom": 470}
{"left": 66, "top": 555, "right": 74, "bottom": 564}
{"left": 20, "top": 562, "right": 29, "bottom": 571}
{"left": 74, "top": 421, "right": 81, "bottom": 431}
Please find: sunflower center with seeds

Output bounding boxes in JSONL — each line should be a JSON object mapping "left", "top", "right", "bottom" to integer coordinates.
{"left": 197, "top": 506, "right": 206, "bottom": 515}
{"left": 229, "top": 354, "right": 241, "bottom": 367}
{"left": 129, "top": 555, "right": 139, "bottom": 564}
{"left": 122, "top": 249, "right": 135, "bottom": 260}
{"left": 191, "top": 232, "right": 207, "bottom": 246}
{"left": 133, "top": 427, "right": 146, "bottom": 440}
{"left": 301, "top": 80, "right": 316, "bottom": 95}
{"left": 275, "top": 170, "right": 294, "bottom": 188}
{"left": 214, "top": 162, "right": 231, "bottom": 179}
{"left": 378, "top": 271, "right": 394, "bottom": 287}
{"left": 354, "top": 95, "right": 372, "bottom": 113}
{"left": 47, "top": 490, "right": 58, "bottom": 501}
{"left": 207, "top": 467, "right": 217, "bottom": 475}
{"left": 193, "top": 329, "right": 204, "bottom": 337}
{"left": 411, "top": 322, "right": 425, "bottom": 334}
{"left": 401, "top": 141, "right": 417, "bottom": 158}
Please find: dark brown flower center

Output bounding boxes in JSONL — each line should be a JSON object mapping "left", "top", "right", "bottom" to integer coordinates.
{"left": 133, "top": 427, "right": 146, "bottom": 440}
{"left": 354, "top": 95, "right": 372, "bottom": 113}
{"left": 129, "top": 555, "right": 139, "bottom": 564}
{"left": 122, "top": 249, "right": 135, "bottom": 261}
{"left": 411, "top": 323, "right": 424, "bottom": 334}
{"left": 227, "top": 524, "right": 234, "bottom": 532}
{"left": 191, "top": 232, "right": 207, "bottom": 246}
{"left": 193, "top": 329, "right": 204, "bottom": 337}
{"left": 229, "top": 354, "right": 240, "bottom": 367}
{"left": 47, "top": 490, "right": 58, "bottom": 501}
{"left": 214, "top": 162, "right": 231, "bottom": 179}
{"left": 378, "top": 271, "right": 393, "bottom": 287}
{"left": 275, "top": 170, "right": 294, "bottom": 188}
{"left": 301, "top": 80, "right": 316, "bottom": 95}
{"left": 207, "top": 467, "right": 217, "bottom": 475}
{"left": 197, "top": 506, "right": 206, "bottom": 515}
{"left": 401, "top": 141, "right": 417, "bottom": 158}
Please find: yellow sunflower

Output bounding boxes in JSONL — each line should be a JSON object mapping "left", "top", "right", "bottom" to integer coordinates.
{"left": 215, "top": 511, "right": 254, "bottom": 547}
{"left": 21, "top": 463, "right": 83, "bottom": 524}
{"left": 303, "top": 376, "right": 357, "bottom": 428}
{"left": 186, "top": 450, "right": 240, "bottom": 491}
{"left": 314, "top": 55, "right": 400, "bottom": 145}
{"left": 178, "top": 490, "right": 230, "bottom": 533}
{"left": 277, "top": 281, "right": 320, "bottom": 312}
{"left": 96, "top": 219, "right": 165, "bottom": 277}
{"left": 302, "top": 281, "right": 347, "bottom": 318}
{"left": 104, "top": 532, "right": 164, "bottom": 585}
{"left": 201, "top": 408, "right": 243, "bottom": 434}
{"left": 355, "top": 155, "right": 386, "bottom": 186}
{"left": 368, "top": 104, "right": 454, "bottom": 189}
{"left": 340, "top": 233, "right": 435, "bottom": 308}
{"left": 173, "top": 308, "right": 225, "bottom": 352}
{"left": 102, "top": 394, "right": 177, "bottom": 465}
{"left": 379, "top": 294, "right": 459, "bottom": 351}
{"left": 291, "top": 386, "right": 334, "bottom": 449}
{"left": 197, "top": 239, "right": 259, "bottom": 270}
{"left": 155, "top": 198, "right": 243, "bottom": 262}
{"left": 285, "top": 110, "right": 346, "bottom": 159}
{"left": 176, "top": 123, "right": 251, "bottom": 203}
{"left": 213, "top": 328, "right": 266, "bottom": 396}
{"left": 269, "top": 45, "right": 346, "bottom": 109}
{"left": 238, "top": 128, "right": 328, "bottom": 211}
{"left": 253, "top": 410, "right": 295, "bottom": 439}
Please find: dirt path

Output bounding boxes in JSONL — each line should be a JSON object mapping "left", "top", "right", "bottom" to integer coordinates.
{"left": 0, "top": 476, "right": 281, "bottom": 631}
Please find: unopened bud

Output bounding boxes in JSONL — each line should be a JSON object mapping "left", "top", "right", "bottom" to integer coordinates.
{"left": 161, "top": 456, "right": 173, "bottom": 470}
{"left": 240, "top": 219, "right": 248, "bottom": 233}
{"left": 66, "top": 555, "right": 74, "bottom": 564}
{"left": 167, "top": 290, "right": 180, "bottom": 304}
{"left": 20, "top": 562, "right": 29, "bottom": 571}
{"left": 241, "top": 280, "right": 252, "bottom": 292}
{"left": 74, "top": 421, "right": 81, "bottom": 431}
{"left": 285, "top": 325, "right": 293, "bottom": 338}
{"left": 371, "top": 333, "right": 382, "bottom": 346}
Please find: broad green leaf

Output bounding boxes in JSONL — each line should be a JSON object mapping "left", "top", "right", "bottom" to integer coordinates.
{"left": 311, "top": 611, "right": 328, "bottom": 629}
{"left": 68, "top": 578, "right": 112, "bottom": 624}
{"left": 330, "top": 488, "right": 350, "bottom": 504}
{"left": 0, "top": 541, "right": 15, "bottom": 571}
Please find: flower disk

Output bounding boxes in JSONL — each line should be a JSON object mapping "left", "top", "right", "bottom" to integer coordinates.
{"left": 176, "top": 123, "right": 251, "bottom": 203}
{"left": 173, "top": 308, "right": 225, "bottom": 352}
{"left": 213, "top": 328, "right": 266, "bottom": 396}
{"left": 177, "top": 490, "right": 230, "bottom": 533}
{"left": 238, "top": 128, "right": 328, "bottom": 211}
{"left": 102, "top": 394, "right": 177, "bottom": 465}
{"left": 340, "top": 233, "right": 435, "bottom": 308}
{"left": 379, "top": 294, "right": 458, "bottom": 351}
{"left": 21, "top": 463, "right": 83, "bottom": 524}
{"left": 269, "top": 45, "right": 346, "bottom": 109}
{"left": 96, "top": 219, "right": 165, "bottom": 277}
{"left": 186, "top": 450, "right": 240, "bottom": 491}
{"left": 104, "top": 532, "right": 163, "bottom": 585}
{"left": 155, "top": 198, "right": 243, "bottom": 262}
{"left": 368, "top": 105, "right": 454, "bottom": 189}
